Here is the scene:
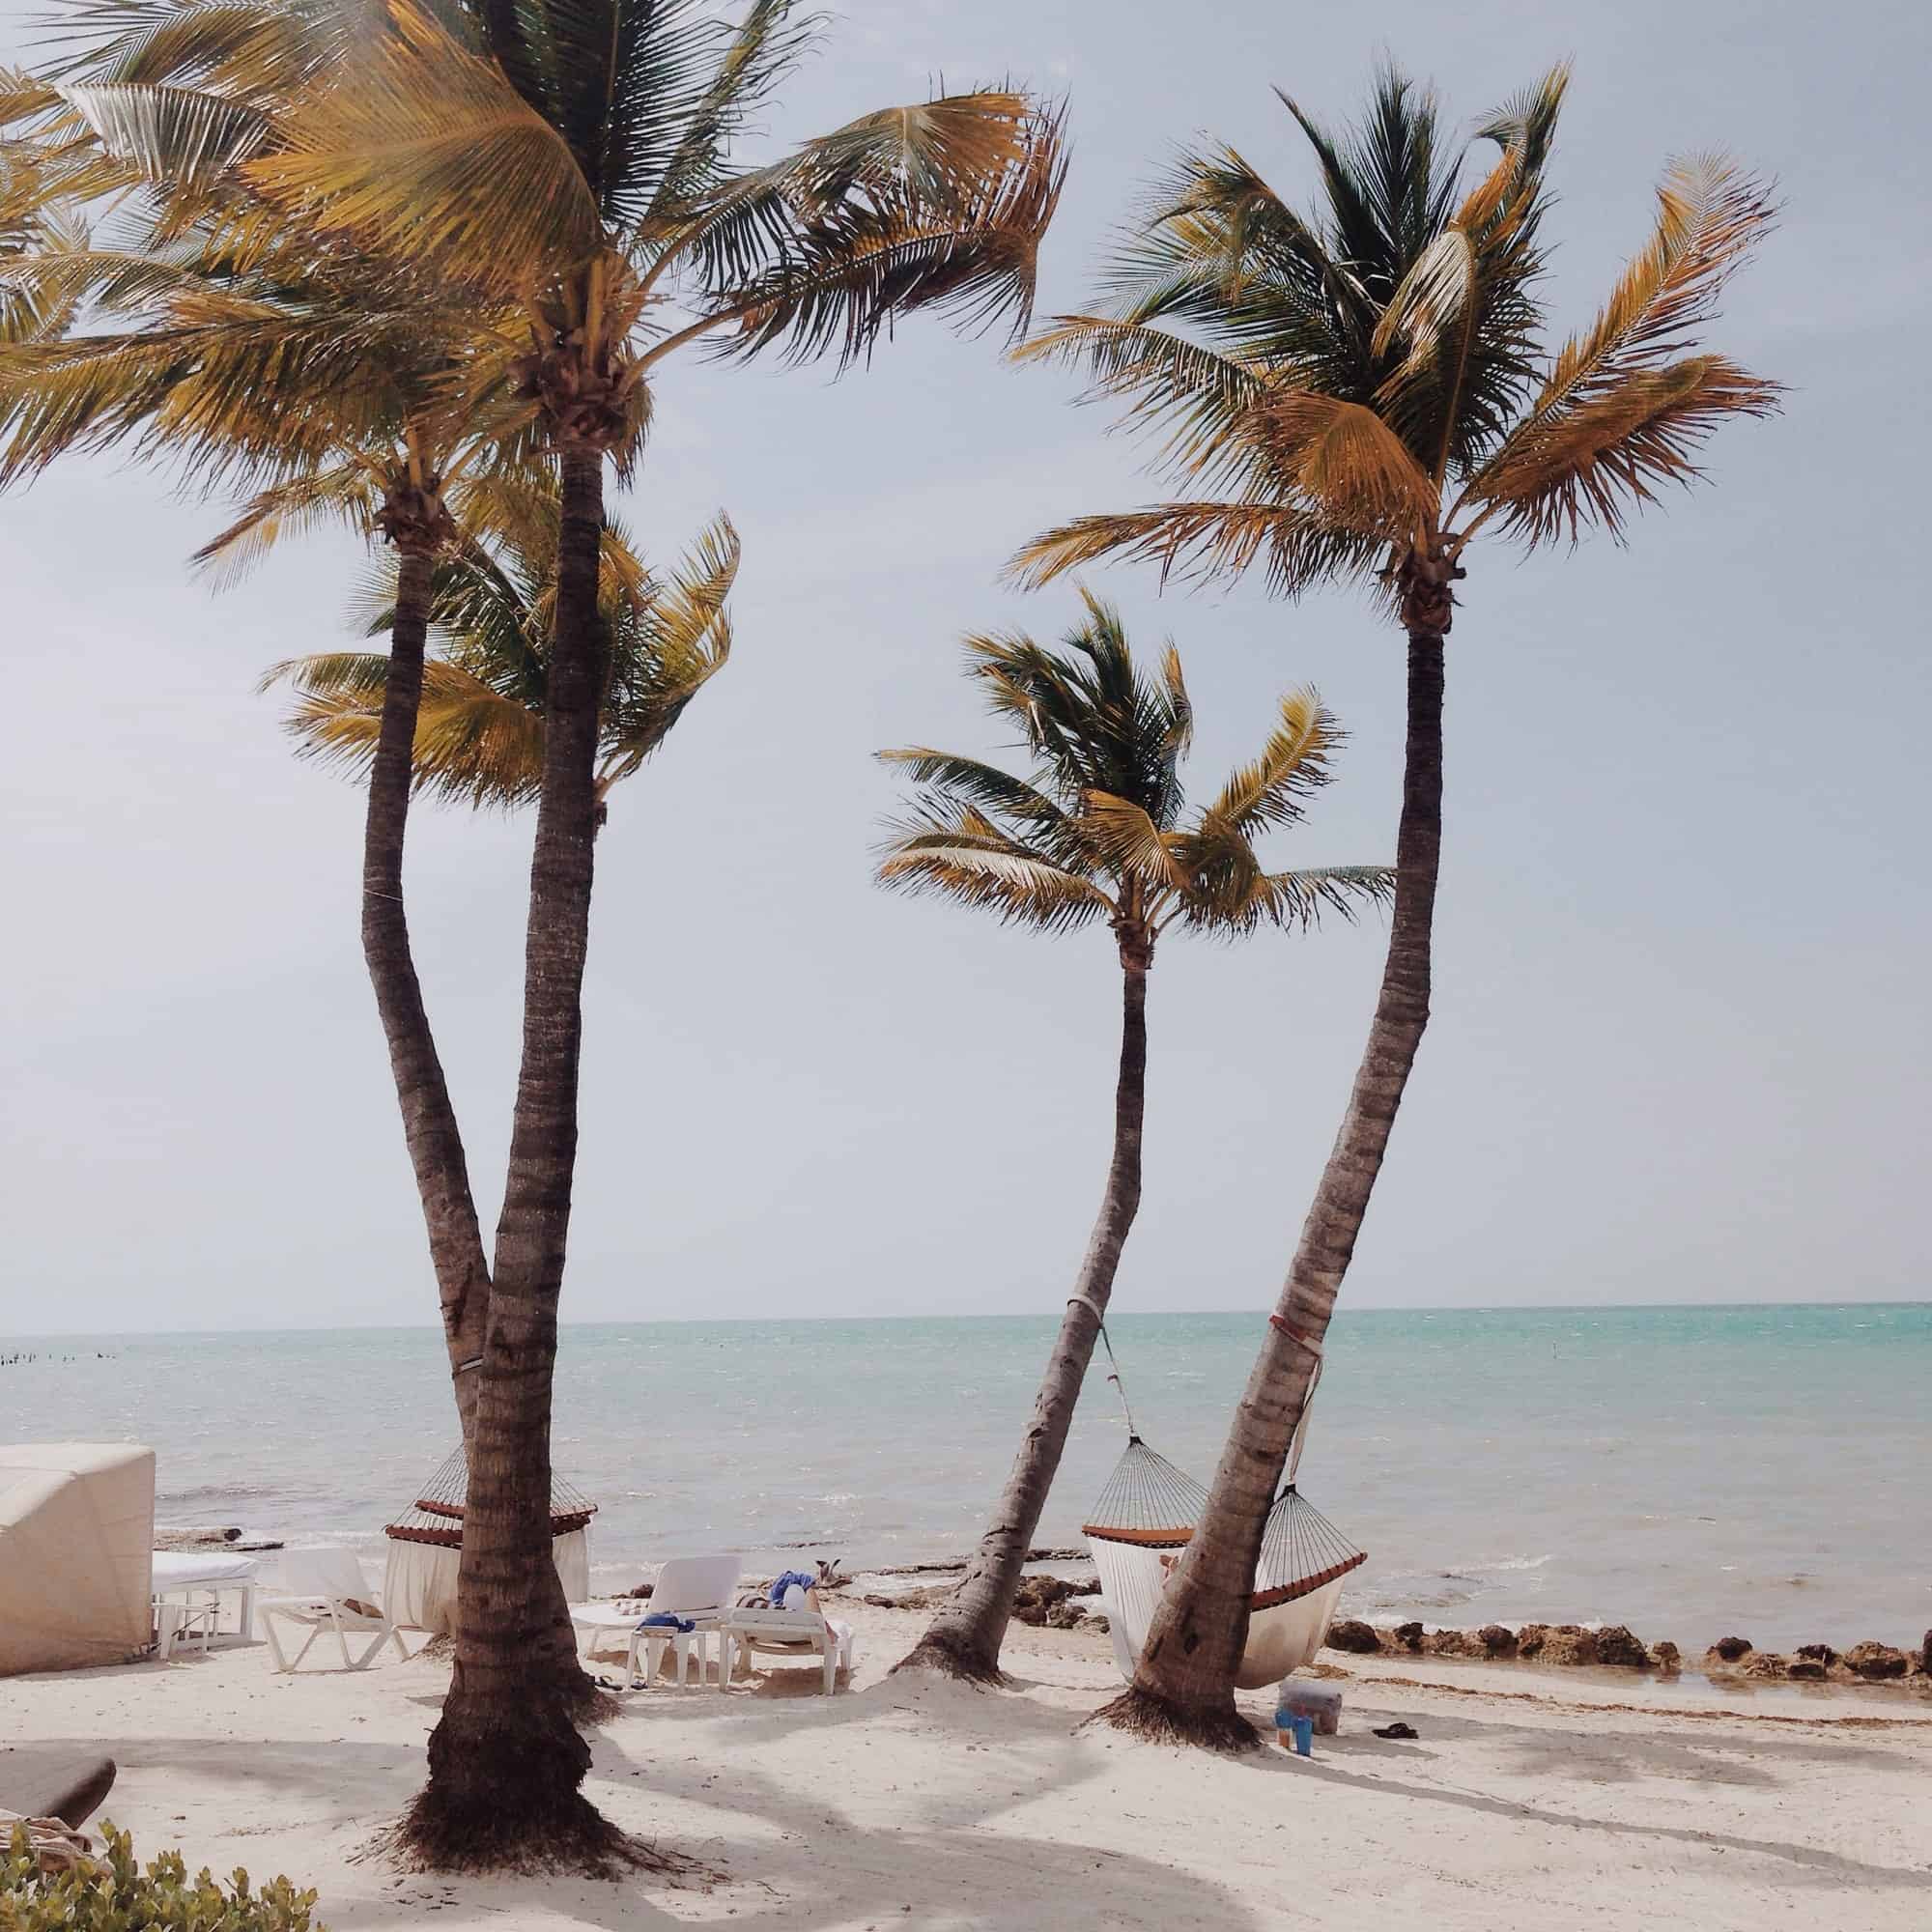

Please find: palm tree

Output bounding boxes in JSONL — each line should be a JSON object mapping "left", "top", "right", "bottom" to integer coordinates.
{"left": 877, "top": 592, "right": 1390, "bottom": 1685}
{"left": 259, "top": 486, "right": 738, "bottom": 824}
{"left": 227, "top": 0, "right": 1064, "bottom": 1861}
{"left": 1010, "top": 69, "right": 1778, "bottom": 1745}
{"left": 0, "top": 193, "right": 530, "bottom": 1455}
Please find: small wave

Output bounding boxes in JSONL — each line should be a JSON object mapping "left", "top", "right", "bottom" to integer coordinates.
{"left": 1465, "top": 1554, "right": 1552, "bottom": 1575}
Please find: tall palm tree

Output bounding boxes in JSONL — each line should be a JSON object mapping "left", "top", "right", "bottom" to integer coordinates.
{"left": 259, "top": 486, "right": 738, "bottom": 824}
{"left": 877, "top": 592, "right": 1390, "bottom": 1685}
{"left": 1011, "top": 70, "right": 1779, "bottom": 1745}
{"left": 0, "top": 198, "right": 529, "bottom": 1455}
{"left": 229, "top": 0, "right": 1064, "bottom": 1861}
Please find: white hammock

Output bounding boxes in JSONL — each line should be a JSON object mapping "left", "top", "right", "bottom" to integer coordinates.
{"left": 1080, "top": 1361, "right": 1364, "bottom": 1690}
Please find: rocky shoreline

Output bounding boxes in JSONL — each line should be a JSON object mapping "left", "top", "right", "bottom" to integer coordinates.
{"left": 622, "top": 1554, "right": 1932, "bottom": 1688}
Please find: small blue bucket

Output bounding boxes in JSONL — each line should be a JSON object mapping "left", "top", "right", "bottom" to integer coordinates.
{"left": 1275, "top": 1713, "right": 1313, "bottom": 1756}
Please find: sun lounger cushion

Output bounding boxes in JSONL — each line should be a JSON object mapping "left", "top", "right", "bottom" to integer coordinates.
{"left": 150, "top": 1550, "right": 260, "bottom": 1588}
{"left": 0, "top": 1751, "right": 116, "bottom": 1829}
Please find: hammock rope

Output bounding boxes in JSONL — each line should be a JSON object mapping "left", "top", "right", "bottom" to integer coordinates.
{"left": 384, "top": 1444, "right": 598, "bottom": 1549}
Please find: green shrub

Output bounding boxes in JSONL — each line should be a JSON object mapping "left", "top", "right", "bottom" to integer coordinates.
{"left": 0, "top": 1822, "right": 322, "bottom": 1930}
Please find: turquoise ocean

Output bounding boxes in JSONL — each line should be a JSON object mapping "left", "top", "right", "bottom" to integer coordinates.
{"left": 5, "top": 1303, "right": 1926, "bottom": 1652}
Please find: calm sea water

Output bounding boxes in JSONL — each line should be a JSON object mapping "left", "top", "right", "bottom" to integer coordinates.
{"left": 5, "top": 1304, "right": 1926, "bottom": 1651}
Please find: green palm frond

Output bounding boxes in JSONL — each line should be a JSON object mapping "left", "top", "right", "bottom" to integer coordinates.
{"left": 705, "top": 100, "right": 1065, "bottom": 367}
{"left": 877, "top": 605, "right": 1386, "bottom": 952}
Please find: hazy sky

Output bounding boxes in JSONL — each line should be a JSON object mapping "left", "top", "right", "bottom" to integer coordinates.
{"left": 2, "top": 0, "right": 1926, "bottom": 1336}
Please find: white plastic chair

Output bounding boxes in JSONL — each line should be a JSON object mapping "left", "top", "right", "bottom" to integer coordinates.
{"left": 723, "top": 1606, "right": 855, "bottom": 1693}
{"left": 259, "top": 1548, "right": 409, "bottom": 1673}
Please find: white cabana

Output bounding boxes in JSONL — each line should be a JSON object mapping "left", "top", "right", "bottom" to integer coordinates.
{"left": 383, "top": 1446, "right": 595, "bottom": 1636}
{"left": 0, "top": 1443, "right": 156, "bottom": 1675}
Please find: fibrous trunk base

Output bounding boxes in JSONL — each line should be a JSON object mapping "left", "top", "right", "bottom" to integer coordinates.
{"left": 397, "top": 1686, "right": 623, "bottom": 1875}
{"left": 890, "top": 1631, "right": 1008, "bottom": 1688}
{"left": 1091, "top": 1685, "right": 1261, "bottom": 1753}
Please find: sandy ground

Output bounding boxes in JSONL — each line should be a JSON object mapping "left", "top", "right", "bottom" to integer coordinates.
{"left": 4, "top": 1599, "right": 1929, "bottom": 1931}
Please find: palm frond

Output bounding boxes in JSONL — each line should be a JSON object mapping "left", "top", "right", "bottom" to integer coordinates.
{"left": 1257, "top": 863, "right": 1395, "bottom": 928}
{"left": 248, "top": 0, "right": 599, "bottom": 293}
{"left": 1013, "top": 314, "right": 1264, "bottom": 482}
{"left": 1244, "top": 388, "right": 1439, "bottom": 539}
{"left": 268, "top": 651, "right": 549, "bottom": 806}
{"left": 193, "top": 461, "right": 378, "bottom": 585}
{"left": 640, "top": 0, "right": 819, "bottom": 222}
{"left": 58, "top": 79, "right": 270, "bottom": 192}
{"left": 1009, "top": 500, "right": 1385, "bottom": 598}
{"left": 1077, "top": 789, "right": 1188, "bottom": 891}
{"left": 876, "top": 814, "right": 1116, "bottom": 935}
{"left": 1472, "top": 352, "right": 1779, "bottom": 545}
{"left": 1206, "top": 688, "right": 1338, "bottom": 834}
{"left": 714, "top": 100, "right": 1065, "bottom": 366}
{"left": 1467, "top": 153, "right": 1778, "bottom": 532}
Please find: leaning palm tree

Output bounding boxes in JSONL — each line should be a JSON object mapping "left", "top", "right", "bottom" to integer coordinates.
{"left": 259, "top": 487, "right": 738, "bottom": 824}
{"left": 231, "top": 0, "right": 1064, "bottom": 1861}
{"left": 878, "top": 592, "right": 1390, "bottom": 1685}
{"left": 1012, "top": 69, "right": 1778, "bottom": 1744}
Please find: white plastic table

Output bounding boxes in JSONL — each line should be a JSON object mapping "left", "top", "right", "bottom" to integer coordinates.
{"left": 151, "top": 1550, "right": 260, "bottom": 1660}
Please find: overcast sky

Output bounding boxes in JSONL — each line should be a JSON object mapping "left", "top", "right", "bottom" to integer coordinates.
{"left": 2, "top": 0, "right": 1926, "bottom": 1336}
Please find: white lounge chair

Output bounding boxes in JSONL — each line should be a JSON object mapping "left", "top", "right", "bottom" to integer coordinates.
{"left": 571, "top": 1551, "right": 738, "bottom": 1689}
{"left": 722, "top": 1605, "right": 854, "bottom": 1693}
{"left": 259, "top": 1548, "right": 410, "bottom": 1674}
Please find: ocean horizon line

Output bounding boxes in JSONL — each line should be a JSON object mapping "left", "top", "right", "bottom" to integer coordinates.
{"left": 6, "top": 1293, "right": 1928, "bottom": 1346}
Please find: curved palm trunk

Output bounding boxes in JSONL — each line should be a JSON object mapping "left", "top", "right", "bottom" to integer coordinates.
{"left": 406, "top": 449, "right": 616, "bottom": 1867}
{"left": 896, "top": 942, "right": 1151, "bottom": 1684}
{"left": 1100, "top": 630, "right": 1445, "bottom": 1748}
{"left": 363, "top": 544, "right": 493, "bottom": 1444}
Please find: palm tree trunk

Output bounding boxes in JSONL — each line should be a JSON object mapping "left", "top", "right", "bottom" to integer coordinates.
{"left": 363, "top": 543, "right": 493, "bottom": 1445}
{"left": 404, "top": 449, "right": 617, "bottom": 1868}
{"left": 896, "top": 941, "right": 1151, "bottom": 1684}
{"left": 1099, "top": 630, "right": 1445, "bottom": 1748}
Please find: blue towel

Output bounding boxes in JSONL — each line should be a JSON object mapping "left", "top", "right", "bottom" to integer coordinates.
{"left": 768, "top": 1569, "right": 818, "bottom": 1607}
{"left": 639, "top": 1612, "right": 695, "bottom": 1634}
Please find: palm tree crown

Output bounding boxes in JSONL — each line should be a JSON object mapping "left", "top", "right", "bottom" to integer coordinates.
{"left": 261, "top": 484, "right": 737, "bottom": 817}
{"left": 878, "top": 591, "right": 1391, "bottom": 960}
{"left": 1013, "top": 69, "right": 1777, "bottom": 617}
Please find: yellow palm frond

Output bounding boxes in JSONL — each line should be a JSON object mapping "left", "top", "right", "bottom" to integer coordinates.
{"left": 1245, "top": 389, "right": 1439, "bottom": 541}
{"left": 193, "top": 461, "right": 380, "bottom": 586}
{"left": 1206, "top": 688, "right": 1338, "bottom": 834}
{"left": 266, "top": 652, "right": 550, "bottom": 807}
{"left": 1009, "top": 500, "right": 1384, "bottom": 597}
{"left": 247, "top": 0, "right": 598, "bottom": 293}
{"left": 1471, "top": 353, "right": 1778, "bottom": 545}
{"left": 877, "top": 815, "right": 1117, "bottom": 935}
{"left": 1465, "top": 155, "right": 1778, "bottom": 538}
{"left": 1077, "top": 790, "right": 1190, "bottom": 892}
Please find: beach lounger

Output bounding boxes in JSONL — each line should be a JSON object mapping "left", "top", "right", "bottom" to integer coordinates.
{"left": 259, "top": 1548, "right": 409, "bottom": 1674}
{"left": 571, "top": 1552, "right": 738, "bottom": 1689}
{"left": 0, "top": 1750, "right": 116, "bottom": 1830}
{"left": 722, "top": 1606, "right": 854, "bottom": 1693}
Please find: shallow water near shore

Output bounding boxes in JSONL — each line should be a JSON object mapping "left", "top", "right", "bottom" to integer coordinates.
{"left": 6, "top": 1301, "right": 1927, "bottom": 1652}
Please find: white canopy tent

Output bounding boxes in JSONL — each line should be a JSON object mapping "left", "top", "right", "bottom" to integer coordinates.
{"left": 0, "top": 1443, "right": 156, "bottom": 1675}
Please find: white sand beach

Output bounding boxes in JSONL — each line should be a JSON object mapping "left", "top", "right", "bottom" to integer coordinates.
{"left": 5, "top": 1599, "right": 1928, "bottom": 1931}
